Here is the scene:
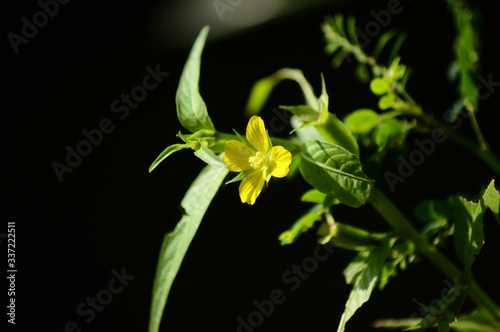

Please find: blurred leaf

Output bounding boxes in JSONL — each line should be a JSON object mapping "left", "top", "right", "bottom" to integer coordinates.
{"left": 375, "top": 118, "right": 404, "bottom": 149}
{"left": 245, "top": 76, "right": 278, "bottom": 116}
{"left": 344, "top": 109, "right": 379, "bottom": 134}
{"left": 280, "top": 105, "right": 319, "bottom": 122}
{"left": 300, "top": 140, "right": 374, "bottom": 208}
{"left": 378, "top": 93, "right": 396, "bottom": 110}
{"left": 176, "top": 26, "right": 216, "bottom": 133}
{"left": 149, "top": 165, "right": 229, "bottom": 332}
{"left": 414, "top": 199, "right": 455, "bottom": 224}
{"left": 372, "top": 30, "right": 397, "bottom": 60}
{"left": 355, "top": 63, "right": 370, "bottom": 83}
{"left": 316, "top": 110, "right": 360, "bottom": 156}
{"left": 370, "top": 78, "right": 390, "bottom": 95}
{"left": 388, "top": 32, "right": 408, "bottom": 65}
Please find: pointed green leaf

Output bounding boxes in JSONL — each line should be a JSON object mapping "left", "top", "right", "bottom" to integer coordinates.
{"left": 278, "top": 204, "right": 323, "bottom": 245}
{"left": 149, "top": 144, "right": 190, "bottom": 173}
{"left": 337, "top": 240, "right": 394, "bottom": 332}
{"left": 176, "top": 26, "right": 215, "bottom": 133}
{"left": 301, "top": 189, "right": 328, "bottom": 204}
{"left": 300, "top": 140, "right": 374, "bottom": 208}
{"left": 149, "top": 165, "right": 228, "bottom": 332}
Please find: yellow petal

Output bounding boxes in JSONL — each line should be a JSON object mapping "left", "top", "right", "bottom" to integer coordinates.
{"left": 239, "top": 170, "right": 266, "bottom": 205}
{"left": 270, "top": 146, "right": 292, "bottom": 178}
{"left": 246, "top": 116, "right": 269, "bottom": 154}
{"left": 223, "top": 140, "right": 254, "bottom": 172}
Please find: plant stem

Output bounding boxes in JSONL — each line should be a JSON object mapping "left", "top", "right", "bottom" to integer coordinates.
{"left": 419, "top": 114, "right": 500, "bottom": 178}
{"left": 465, "top": 104, "right": 489, "bottom": 151}
{"left": 368, "top": 186, "right": 500, "bottom": 323}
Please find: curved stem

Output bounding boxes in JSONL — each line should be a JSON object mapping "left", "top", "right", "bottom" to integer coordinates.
{"left": 368, "top": 186, "right": 500, "bottom": 323}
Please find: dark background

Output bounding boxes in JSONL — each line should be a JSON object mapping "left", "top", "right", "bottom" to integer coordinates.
{"left": 3, "top": 0, "right": 500, "bottom": 331}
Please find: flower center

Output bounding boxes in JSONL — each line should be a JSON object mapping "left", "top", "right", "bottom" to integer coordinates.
{"left": 249, "top": 151, "right": 268, "bottom": 171}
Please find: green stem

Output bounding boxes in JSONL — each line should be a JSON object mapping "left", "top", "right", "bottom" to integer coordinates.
{"left": 421, "top": 115, "right": 500, "bottom": 178}
{"left": 465, "top": 104, "right": 489, "bottom": 151}
{"left": 368, "top": 187, "right": 500, "bottom": 323}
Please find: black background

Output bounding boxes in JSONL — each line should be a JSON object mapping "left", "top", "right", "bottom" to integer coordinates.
{"left": 3, "top": 0, "right": 500, "bottom": 331}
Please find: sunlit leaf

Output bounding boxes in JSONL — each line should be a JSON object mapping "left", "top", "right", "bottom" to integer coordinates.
{"left": 149, "top": 165, "right": 228, "bottom": 332}
{"left": 300, "top": 140, "right": 374, "bottom": 208}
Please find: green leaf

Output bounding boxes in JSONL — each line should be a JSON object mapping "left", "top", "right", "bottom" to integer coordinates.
{"left": 453, "top": 196, "right": 485, "bottom": 274}
{"left": 301, "top": 189, "right": 328, "bottom": 203}
{"left": 483, "top": 180, "right": 500, "bottom": 223}
{"left": 176, "top": 26, "right": 216, "bottom": 133}
{"left": 450, "top": 309, "right": 500, "bottom": 332}
{"left": 370, "top": 78, "right": 390, "bottom": 95}
{"left": 300, "top": 140, "right": 374, "bottom": 208}
{"left": 337, "top": 240, "right": 394, "bottom": 332}
{"left": 278, "top": 204, "right": 323, "bottom": 245}
{"left": 453, "top": 179, "right": 499, "bottom": 274}
{"left": 344, "top": 109, "right": 379, "bottom": 134}
{"left": 193, "top": 142, "right": 227, "bottom": 168}
{"left": 149, "top": 165, "right": 228, "bottom": 332}
{"left": 149, "top": 144, "right": 190, "bottom": 173}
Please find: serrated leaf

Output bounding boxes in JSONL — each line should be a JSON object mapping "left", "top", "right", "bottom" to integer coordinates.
{"left": 300, "top": 140, "right": 374, "bottom": 208}
{"left": 344, "top": 109, "right": 379, "bottom": 134}
{"left": 149, "top": 165, "right": 228, "bottom": 332}
{"left": 453, "top": 197, "right": 485, "bottom": 274}
{"left": 149, "top": 144, "right": 190, "bottom": 172}
{"left": 279, "top": 204, "right": 323, "bottom": 245}
{"left": 176, "top": 26, "right": 216, "bottom": 133}
{"left": 337, "top": 240, "right": 394, "bottom": 332}
{"left": 483, "top": 180, "right": 500, "bottom": 223}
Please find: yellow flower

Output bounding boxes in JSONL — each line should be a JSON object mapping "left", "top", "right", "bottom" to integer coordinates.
{"left": 223, "top": 116, "right": 292, "bottom": 205}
